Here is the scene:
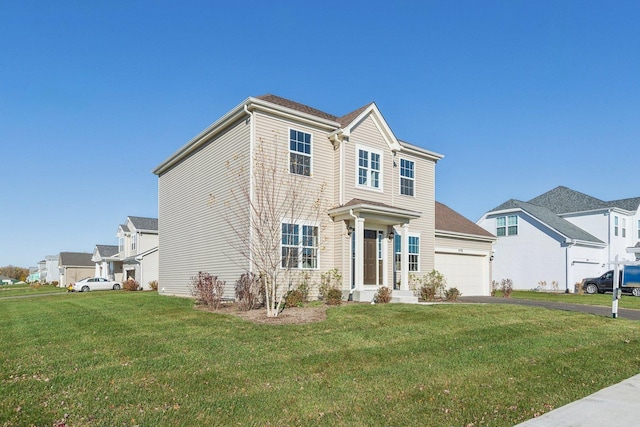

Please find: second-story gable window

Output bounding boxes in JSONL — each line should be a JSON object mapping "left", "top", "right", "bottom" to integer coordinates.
{"left": 357, "top": 146, "right": 382, "bottom": 190}
{"left": 131, "top": 233, "right": 138, "bottom": 251}
{"left": 400, "top": 159, "right": 415, "bottom": 196}
{"left": 289, "top": 129, "right": 311, "bottom": 176}
{"left": 622, "top": 218, "right": 627, "bottom": 238}
{"left": 614, "top": 216, "right": 619, "bottom": 237}
{"left": 496, "top": 215, "right": 518, "bottom": 236}
{"left": 118, "top": 236, "right": 124, "bottom": 253}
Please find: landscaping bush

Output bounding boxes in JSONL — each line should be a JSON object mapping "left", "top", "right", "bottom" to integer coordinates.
{"left": 420, "top": 285, "right": 436, "bottom": 301}
{"left": 424, "top": 270, "right": 447, "bottom": 299}
{"left": 234, "top": 272, "right": 263, "bottom": 311}
{"left": 374, "top": 286, "right": 392, "bottom": 304}
{"left": 148, "top": 280, "right": 158, "bottom": 291}
{"left": 284, "top": 289, "right": 304, "bottom": 307}
{"left": 319, "top": 268, "right": 342, "bottom": 300}
{"left": 296, "top": 271, "right": 311, "bottom": 302}
{"left": 123, "top": 278, "right": 139, "bottom": 291}
{"left": 326, "top": 288, "right": 343, "bottom": 305}
{"left": 51, "top": 281, "right": 59, "bottom": 287}
{"left": 445, "top": 287, "right": 461, "bottom": 301}
{"left": 490, "top": 280, "right": 498, "bottom": 297}
{"left": 500, "top": 278, "right": 514, "bottom": 298}
{"left": 189, "top": 272, "right": 226, "bottom": 309}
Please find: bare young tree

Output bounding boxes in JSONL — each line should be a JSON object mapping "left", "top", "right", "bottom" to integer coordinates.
{"left": 221, "top": 130, "right": 327, "bottom": 317}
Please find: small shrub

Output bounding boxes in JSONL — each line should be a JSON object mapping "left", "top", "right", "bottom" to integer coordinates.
{"left": 420, "top": 285, "right": 436, "bottom": 301}
{"left": 575, "top": 282, "right": 584, "bottom": 295}
{"left": 284, "top": 289, "right": 304, "bottom": 307}
{"left": 551, "top": 280, "right": 559, "bottom": 291}
{"left": 148, "top": 280, "right": 158, "bottom": 291}
{"left": 326, "top": 288, "right": 342, "bottom": 306}
{"left": 424, "top": 270, "right": 447, "bottom": 299}
{"left": 189, "top": 272, "right": 226, "bottom": 309}
{"left": 374, "top": 286, "right": 392, "bottom": 304}
{"left": 51, "top": 281, "right": 59, "bottom": 287}
{"left": 537, "top": 280, "right": 547, "bottom": 290}
{"left": 123, "top": 278, "right": 139, "bottom": 291}
{"left": 30, "top": 282, "right": 42, "bottom": 289}
{"left": 319, "top": 268, "right": 342, "bottom": 300}
{"left": 500, "top": 278, "right": 514, "bottom": 298}
{"left": 296, "top": 271, "right": 311, "bottom": 302}
{"left": 445, "top": 287, "right": 461, "bottom": 301}
{"left": 490, "top": 280, "right": 498, "bottom": 297}
{"left": 235, "top": 272, "right": 264, "bottom": 311}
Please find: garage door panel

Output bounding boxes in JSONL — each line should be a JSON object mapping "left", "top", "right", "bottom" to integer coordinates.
{"left": 435, "top": 253, "right": 488, "bottom": 296}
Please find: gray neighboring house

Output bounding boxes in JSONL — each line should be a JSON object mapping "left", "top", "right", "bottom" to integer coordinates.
{"left": 92, "top": 244, "right": 123, "bottom": 282}
{"left": 58, "top": 252, "right": 94, "bottom": 287}
{"left": 116, "top": 216, "right": 159, "bottom": 290}
{"left": 477, "top": 186, "right": 640, "bottom": 292}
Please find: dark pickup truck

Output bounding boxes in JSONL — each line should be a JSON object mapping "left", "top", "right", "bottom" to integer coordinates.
{"left": 582, "top": 270, "right": 640, "bottom": 296}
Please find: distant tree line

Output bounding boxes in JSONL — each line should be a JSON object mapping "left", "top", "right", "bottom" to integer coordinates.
{"left": 0, "top": 266, "right": 29, "bottom": 281}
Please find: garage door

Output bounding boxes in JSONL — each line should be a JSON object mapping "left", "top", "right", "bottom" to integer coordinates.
{"left": 435, "top": 253, "right": 488, "bottom": 296}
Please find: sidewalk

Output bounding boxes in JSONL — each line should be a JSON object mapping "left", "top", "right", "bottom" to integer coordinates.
{"left": 516, "top": 373, "right": 640, "bottom": 426}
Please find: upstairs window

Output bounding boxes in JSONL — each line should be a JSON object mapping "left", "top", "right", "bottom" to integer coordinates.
{"left": 400, "top": 159, "right": 415, "bottom": 196}
{"left": 357, "top": 146, "right": 382, "bottom": 189}
{"left": 496, "top": 215, "right": 518, "bottom": 236}
{"left": 289, "top": 129, "right": 311, "bottom": 176}
{"left": 614, "top": 216, "right": 619, "bottom": 237}
{"left": 131, "top": 234, "right": 138, "bottom": 251}
{"left": 622, "top": 218, "right": 627, "bottom": 238}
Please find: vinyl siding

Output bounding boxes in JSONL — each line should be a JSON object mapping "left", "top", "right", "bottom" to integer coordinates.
{"left": 341, "top": 114, "right": 437, "bottom": 286}
{"left": 252, "top": 111, "right": 336, "bottom": 295}
{"left": 157, "top": 117, "right": 251, "bottom": 297}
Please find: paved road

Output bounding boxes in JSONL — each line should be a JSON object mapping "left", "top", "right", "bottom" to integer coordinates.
{"left": 459, "top": 296, "right": 640, "bottom": 320}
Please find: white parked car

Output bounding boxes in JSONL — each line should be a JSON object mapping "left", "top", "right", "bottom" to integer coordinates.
{"left": 73, "top": 277, "right": 122, "bottom": 292}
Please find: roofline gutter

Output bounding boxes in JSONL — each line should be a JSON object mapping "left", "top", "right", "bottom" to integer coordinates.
{"left": 153, "top": 97, "right": 341, "bottom": 176}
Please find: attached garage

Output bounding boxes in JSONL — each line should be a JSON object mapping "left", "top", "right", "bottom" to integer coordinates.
{"left": 434, "top": 202, "right": 496, "bottom": 296}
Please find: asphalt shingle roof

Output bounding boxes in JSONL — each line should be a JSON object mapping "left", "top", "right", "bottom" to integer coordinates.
{"left": 95, "top": 245, "right": 119, "bottom": 258}
{"left": 436, "top": 202, "right": 495, "bottom": 238}
{"left": 59, "top": 252, "right": 93, "bottom": 267}
{"left": 128, "top": 216, "right": 158, "bottom": 232}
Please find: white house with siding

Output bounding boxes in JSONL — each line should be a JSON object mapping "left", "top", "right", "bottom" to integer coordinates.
{"left": 477, "top": 186, "right": 640, "bottom": 292}
{"left": 116, "top": 216, "right": 159, "bottom": 290}
{"left": 154, "top": 95, "right": 492, "bottom": 302}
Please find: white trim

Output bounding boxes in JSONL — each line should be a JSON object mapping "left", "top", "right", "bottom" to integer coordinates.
{"left": 355, "top": 144, "right": 383, "bottom": 192}
{"left": 288, "top": 127, "right": 313, "bottom": 177}
{"left": 398, "top": 157, "right": 415, "bottom": 197}
{"left": 280, "top": 219, "right": 320, "bottom": 270}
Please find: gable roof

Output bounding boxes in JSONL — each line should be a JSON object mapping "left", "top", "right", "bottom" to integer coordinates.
{"left": 59, "top": 252, "right": 93, "bottom": 267}
{"left": 128, "top": 216, "right": 158, "bottom": 232}
{"left": 526, "top": 186, "right": 608, "bottom": 214}
{"left": 256, "top": 94, "right": 339, "bottom": 122}
{"left": 436, "top": 202, "right": 495, "bottom": 238}
{"left": 95, "top": 245, "right": 119, "bottom": 258}
{"left": 491, "top": 199, "right": 604, "bottom": 244}
{"left": 608, "top": 196, "right": 640, "bottom": 212}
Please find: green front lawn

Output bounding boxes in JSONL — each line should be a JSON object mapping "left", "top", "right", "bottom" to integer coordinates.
{"left": 0, "top": 283, "right": 67, "bottom": 298}
{"left": 505, "top": 290, "right": 640, "bottom": 310}
{"left": 1, "top": 292, "right": 639, "bottom": 426}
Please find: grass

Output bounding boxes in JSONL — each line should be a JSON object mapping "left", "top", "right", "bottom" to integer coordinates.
{"left": 0, "top": 283, "right": 67, "bottom": 298}
{"left": 503, "top": 290, "right": 640, "bottom": 310}
{"left": 1, "top": 292, "right": 640, "bottom": 426}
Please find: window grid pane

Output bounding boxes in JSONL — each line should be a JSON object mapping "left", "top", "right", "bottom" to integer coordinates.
{"left": 400, "top": 159, "right": 414, "bottom": 196}
{"left": 357, "top": 148, "right": 381, "bottom": 189}
{"left": 289, "top": 129, "right": 311, "bottom": 176}
{"left": 282, "top": 222, "right": 318, "bottom": 269}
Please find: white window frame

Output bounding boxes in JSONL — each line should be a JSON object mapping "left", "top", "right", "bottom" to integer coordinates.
{"left": 355, "top": 144, "right": 383, "bottom": 191}
{"left": 131, "top": 233, "right": 137, "bottom": 251}
{"left": 399, "top": 158, "right": 415, "bottom": 197}
{"left": 394, "top": 231, "right": 420, "bottom": 273}
{"left": 280, "top": 220, "right": 319, "bottom": 270}
{"left": 289, "top": 128, "right": 312, "bottom": 177}
{"left": 614, "top": 216, "right": 619, "bottom": 237}
{"left": 496, "top": 215, "right": 518, "bottom": 236}
{"left": 622, "top": 217, "right": 627, "bottom": 238}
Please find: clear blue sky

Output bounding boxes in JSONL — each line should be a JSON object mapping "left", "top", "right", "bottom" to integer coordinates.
{"left": 2, "top": 1, "right": 639, "bottom": 268}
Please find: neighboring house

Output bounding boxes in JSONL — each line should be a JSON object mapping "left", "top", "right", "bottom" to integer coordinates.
{"left": 477, "top": 186, "right": 640, "bottom": 292}
{"left": 116, "top": 216, "right": 159, "bottom": 290}
{"left": 153, "top": 94, "right": 476, "bottom": 302}
{"left": 435, "top": 202, "right": 496, "bottom": 296}
{"left": 92, "top": 245, "right": 123, "bottom": 282}
{"left": 58, "top": 252, "right": 94, "bottom": 287}
{"left": 0, "top": 275, "right": 18, "bottom": 285}
{"left": 44, "top": 255, "right": 60, "bottom": 283}
{"left": 27, "top": 267, "right": 39, "bottom": 283}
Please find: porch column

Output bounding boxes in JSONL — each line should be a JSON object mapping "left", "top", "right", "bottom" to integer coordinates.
{"left": 354, "top": 217, "right": 365, "bottom": 291}
{"left": 401, "top": 223, "right": 409, "bottom": 290}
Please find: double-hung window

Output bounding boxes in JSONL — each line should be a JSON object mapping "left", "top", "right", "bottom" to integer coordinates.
{"left": 357, "top": 146, "right": 382, "bottom": 189}
{"left": 496, "top": 215, "right": 518, "bottom": 236}
{"left": 393, "top": 233, "right": 420, "bottom": 272}
{"left": 614, "top": 216, "right": 619, "bottom": 237}
{"left": 622, "top": 218, "right": 627, "bottom": 238}
{"left": 400, "top": 159, "right": 415, "bottom": 196}
{"left": 281, "top": 222, "right": 318, "bottom": 269}
{"left": 289, "top": 129, "right": 311, "bottom": 176}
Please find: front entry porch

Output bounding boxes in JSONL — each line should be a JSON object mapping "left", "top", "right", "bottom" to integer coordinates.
{"left": 328, "top": 199, "right": 422, "bottom": 303}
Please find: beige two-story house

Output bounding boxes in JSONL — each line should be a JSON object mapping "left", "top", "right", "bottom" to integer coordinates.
{"left": 116, "top": 216, "right": 159, "bottom": 290}
{"left": 153, "top": 95, "right": 448, "bottom": 302}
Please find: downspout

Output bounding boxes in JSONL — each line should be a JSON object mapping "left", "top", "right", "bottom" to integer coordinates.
{"left": 244, "top": 104, "right": 255, "bottom": 275}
